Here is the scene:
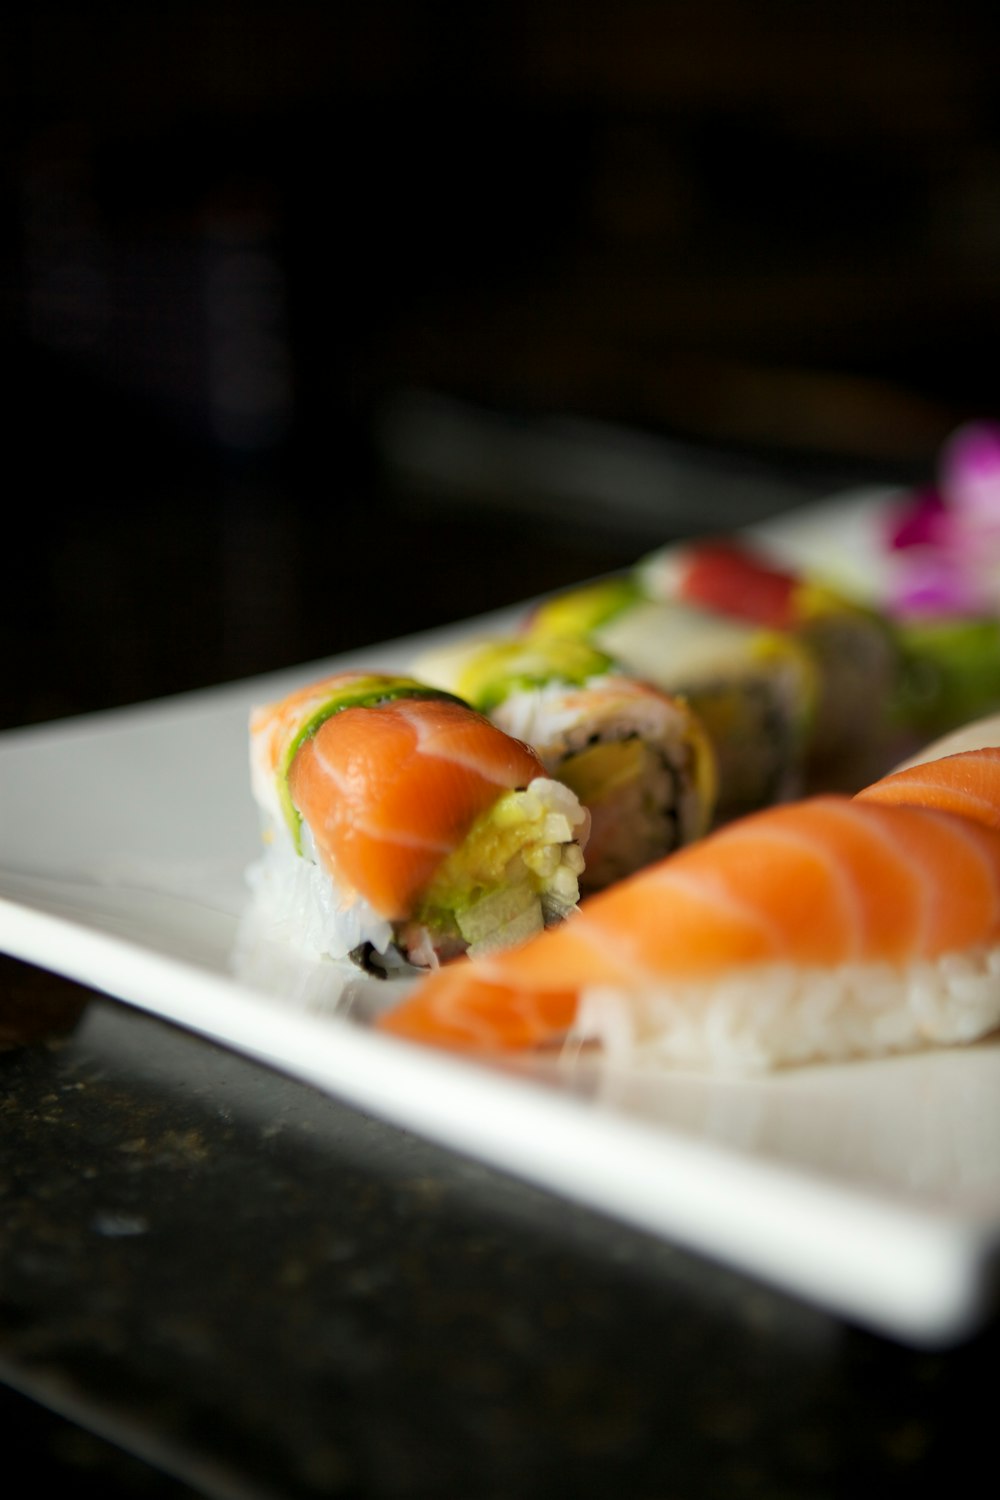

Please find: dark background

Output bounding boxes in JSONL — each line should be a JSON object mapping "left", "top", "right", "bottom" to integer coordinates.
{"left": 4, "top": 2, "right": 1000, "bottom": 729}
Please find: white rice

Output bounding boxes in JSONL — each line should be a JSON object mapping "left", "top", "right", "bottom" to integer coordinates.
{"left": 569, "top": 946, "right": 1000, "bottom": 1073}
{"left": 492, "top": 676, "right": 688, "bottom": 758}
{"left": 244, "top": 824, "right": 395, "bottom": 963}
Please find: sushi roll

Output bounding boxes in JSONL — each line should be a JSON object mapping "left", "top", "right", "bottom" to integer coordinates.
{"left": 636, "top": 536, "right": 902, "bottom": 791}
{"left": 526, "top": 575, "right": 817, "bottom": 825}
{"left": 247, "top": 670, "right": 590, "bottom": 973}
{"left": 411, "top": 633, "right": 717, "bottom": 891}
{"left": 378, "top": 794, "right": 1000, "bottom": 1072}
{"left": 887, "top": 616, "right": 1000, "bottom": 749}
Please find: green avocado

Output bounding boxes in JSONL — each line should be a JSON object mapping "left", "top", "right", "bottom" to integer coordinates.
{"left": 458, "top": 636, "right": 614, "bottom": 712}
{"left": 529, "top": 576, "right": 643, "bottom": 642}
{"left": 415, "top": 785, "right": 582, "bottom": 952}
{"left": 891, "top": 618, "right": 1000, "bottom": 735}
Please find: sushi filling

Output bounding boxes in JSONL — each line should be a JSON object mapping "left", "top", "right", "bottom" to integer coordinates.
{"left": 687, "top": 676, "right": 805, "bottom": 823}
{"left": 553, "top": 737, "right": 682, "bottom": 890}
{"left": 400, "top": 778, "right": 589, "bottom": 965}
{"left": 490, "top": 676, "right": 714, "bottom": 889}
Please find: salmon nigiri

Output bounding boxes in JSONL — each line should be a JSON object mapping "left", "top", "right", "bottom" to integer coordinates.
{"left": 856, "top": 746, "right": 1000, "bottom": 831}
{"left": 246, "top": 671, "right": 590, "bottom": 972}
{"left": 377, "top": 795, "right": 1000, "bottom": 1070}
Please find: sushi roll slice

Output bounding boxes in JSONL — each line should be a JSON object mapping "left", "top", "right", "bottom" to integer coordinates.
{"left": 411, "top": 633, "right": 717, "bottom": 891}
{"left": 527, "top": 576, "right": 817, "bottom": 825}
{"left": 378, "top": 794, "right": 1000, "bottom": 1072}
{"left": 247, "top": 670, "right": 590, "bottom": 973}
{"left": 636, "top": 536, "right": 902, "bottom": 791}
{"left": 887, "top": 616, "right": 1000, "bottom": 749}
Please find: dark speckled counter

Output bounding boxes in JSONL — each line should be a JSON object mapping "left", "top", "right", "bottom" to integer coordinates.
{"left": 4, "top": 956, "right": 1000, "bottom": 1500}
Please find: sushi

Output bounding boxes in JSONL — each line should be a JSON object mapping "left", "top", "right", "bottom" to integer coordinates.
{"left": 411, "top": 632, "right": 717, "bottom": 891}
{"left": 888, "top": 616, "right": 1000, "bottom": 748}
{"left": 856, "top": 746, "right": 1000, "bottom": 830}
{"left": 247, "top": 670, "right": 590, "bottom": 972}
{"left": 377, "top": 794, "right": 1000, "bottom": 1071}
{"left": 526, "top": 575, "right": 817, "bottom": 825}
{"left": 636, "top": 535, "right": 902, "bottom": 790}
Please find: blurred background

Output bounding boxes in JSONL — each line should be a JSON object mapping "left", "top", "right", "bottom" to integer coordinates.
{"left": 4, "top": 0, "right": 1000, "bottom": 727}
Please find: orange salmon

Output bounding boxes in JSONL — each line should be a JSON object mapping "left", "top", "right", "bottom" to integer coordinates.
{"left": 289, "top": 696, "right": 546, "bottom": 919}
{"left": 378, "top": 796, "right": 1000, "bottom": 1052}
{"left": 856, "top": 747, "right": 1000, "bottom": 831}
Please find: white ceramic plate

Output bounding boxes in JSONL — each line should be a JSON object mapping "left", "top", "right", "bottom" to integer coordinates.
{"left": 3, "top": 489, "right": 999, "bottom": 1349}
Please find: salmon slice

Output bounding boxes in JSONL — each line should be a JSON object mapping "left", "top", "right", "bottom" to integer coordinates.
{"left": 289, "top": 697, "right": 545, "bottom": 919}
{"left": 378, "top": 796, "right": 1000, "bottom": 1051}
{"left": 856, "top": 748, "right": 1000, "bottom": 831}
{"left": 378, "top": 965, "right": 579, "bottom": 1051}
{"left": 249, "top": 670, "right": 449, "bottom": 825}
{"left": 251, "top": 671, "right": 374, "bottom": 786}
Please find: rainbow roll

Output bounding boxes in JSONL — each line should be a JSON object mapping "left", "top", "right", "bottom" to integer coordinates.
{"left": 525, "top": 576, "right": 816, "bottom": 825}
{"left": 636, "top": 535, "right": 902, "bottom": 790}
{"left": 412, "top": 634, "right": 716, "bottom": 891}
{"left": 246, "top": 671, "right": 590, "bottom": 972}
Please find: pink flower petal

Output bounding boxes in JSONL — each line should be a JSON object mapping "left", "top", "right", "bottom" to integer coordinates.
{"left": 940, "top": 420, "right": 1000, "bottom": 522}
{"left": 885, "top": 487, "right": 950, "bottom": 550}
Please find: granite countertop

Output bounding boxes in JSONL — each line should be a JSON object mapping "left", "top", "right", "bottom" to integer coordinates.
{"left": 5, "top": 954, "right": 999, "bottom": 1500}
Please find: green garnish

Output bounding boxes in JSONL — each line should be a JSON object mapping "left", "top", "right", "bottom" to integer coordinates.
{"left": 455, "top": 636, "right": 614, "bottom": 712}
{"left": 529, "top": 576, "right": 642, "bottom": 641}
